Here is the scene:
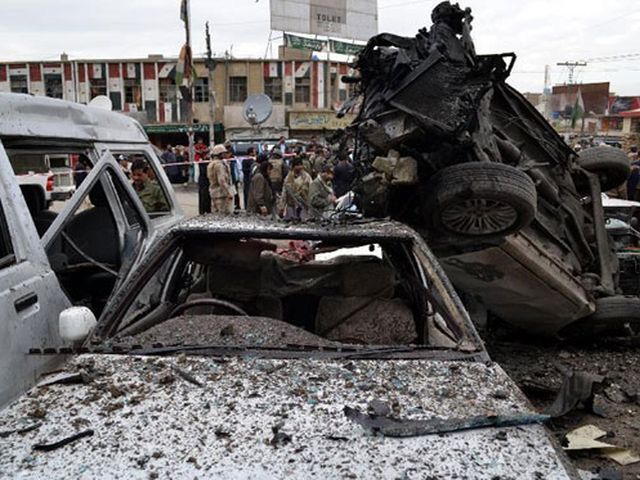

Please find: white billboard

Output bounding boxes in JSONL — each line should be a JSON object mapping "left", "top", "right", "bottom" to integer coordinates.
{"left": 270, "top": 0, "right": 378, "bottom": 41}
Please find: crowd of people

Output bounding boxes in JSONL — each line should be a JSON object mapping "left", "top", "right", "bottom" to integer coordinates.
{"left": 161, "top": 135, "right": 357, "bottom": 220}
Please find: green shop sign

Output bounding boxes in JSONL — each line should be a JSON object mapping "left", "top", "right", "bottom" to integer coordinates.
{"left": 329, "top": 39, "right": 364, "bottom": 56}
{"left": 284, "top": 33, "right": 328, "bottom": 51}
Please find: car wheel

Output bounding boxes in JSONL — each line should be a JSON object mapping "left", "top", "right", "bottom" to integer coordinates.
{"left": 578, "top": 146, "right": 630, "bottom": 191}
{"left": 423, "top": 162, "right": 537, "bottom": 239}
{"left": 561, "top": 296, "right": 640, "bottom": 338}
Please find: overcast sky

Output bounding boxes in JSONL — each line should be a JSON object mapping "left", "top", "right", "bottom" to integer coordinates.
{"left": 1, "top": 0, "right": 639, "bottom": 95}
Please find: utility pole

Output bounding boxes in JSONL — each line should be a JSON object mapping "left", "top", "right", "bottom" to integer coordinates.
{"left": 542, "top": 64, "right": 551, "bottom": 120}
{"left": 205, "top": 22, "right": 217, "bottom": 148}
{"left": 556, "top": 61, "right": 587, "bottom": 85}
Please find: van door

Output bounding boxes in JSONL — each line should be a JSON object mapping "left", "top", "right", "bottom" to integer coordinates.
{"left": 41, "top": 151, "right": 152, "bottom": 316}
{"left": 0, "top": 142, "right": 69, "bottom": 408}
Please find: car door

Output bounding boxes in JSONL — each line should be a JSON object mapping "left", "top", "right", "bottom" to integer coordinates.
{"left": 41, "top": 150, "right": 154, "bottom": 317}
{"left": 0, "top": 141, "right": 69, "bottom": 408}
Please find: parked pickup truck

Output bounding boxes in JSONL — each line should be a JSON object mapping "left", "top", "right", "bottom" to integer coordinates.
{"left": 14, "top": 165, "right": 54, "bottom": 214}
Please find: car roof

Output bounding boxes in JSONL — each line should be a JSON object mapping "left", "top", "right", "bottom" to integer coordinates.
{"left": 0, "top": 93, "right": 148, "bottom": 144}
{"left": 172, "top": 215, "right": 419, "bottom": 242}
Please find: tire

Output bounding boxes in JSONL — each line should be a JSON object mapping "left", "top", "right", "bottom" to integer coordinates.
{"left": 561, "top": 296, "right": 640, "bottom": 338}
{"left": 423, "top": 162, "right": 537, "bottom": 239}
{"left": 578, "top": 146, "right": 630, "bottom": 191}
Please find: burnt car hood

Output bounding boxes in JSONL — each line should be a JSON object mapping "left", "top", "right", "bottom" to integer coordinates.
{"left": 0, "top": 354, "right": 575, "bottom": 478}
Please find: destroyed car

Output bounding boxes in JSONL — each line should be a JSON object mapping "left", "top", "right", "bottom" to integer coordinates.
{"left": 0, "top": 92, "right": 183, "bottom": 407}
{"left": 602, "top": 194, "right": 640, "bottom": 298}
{"left": 341, "top": 2, "right": 637, "bottom": 336}
{"left": 0, "top": 215, "right": 579, "bottom": 478}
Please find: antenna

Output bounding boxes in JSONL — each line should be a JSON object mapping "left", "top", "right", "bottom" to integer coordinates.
{"left": 243, "top": 94, "right": 273, "bottom": 127}
{"left": 556, "top": 61, "right": 587, "bottom": 84}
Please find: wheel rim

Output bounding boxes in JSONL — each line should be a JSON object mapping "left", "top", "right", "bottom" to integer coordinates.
{"left": 440, "top": 198, "right": 518, "bottom": 235}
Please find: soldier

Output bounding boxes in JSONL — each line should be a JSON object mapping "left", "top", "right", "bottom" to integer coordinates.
{"left": 268, "top": 150, "right": 287, "bottom": 195}
{"left": 131, "top": 159, "right": 169, "bottom": 213}
{"left": 309, "top": 164, "right": 337, "bottom": 219}
{"left": 207, "top": 144, "right": 234, "bottom": 214}
{"left": 247, "top": 161, "right": 274, "bottom": 216}
{"left": 282, "top": 157, "right": 312, "bottom": 220}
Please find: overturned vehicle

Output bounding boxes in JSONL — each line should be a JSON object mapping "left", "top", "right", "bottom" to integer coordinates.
{"left": 341, "top": 1, "right": 637, "bottom": 336}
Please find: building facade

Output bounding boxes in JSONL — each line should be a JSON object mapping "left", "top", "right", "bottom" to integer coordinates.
{"left": 0, "top": 55, "right": 357, "bottom": 145}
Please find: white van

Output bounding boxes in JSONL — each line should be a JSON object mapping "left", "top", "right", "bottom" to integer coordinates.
{"left": 0, "top": 93, "right": 183, "bottom": 407}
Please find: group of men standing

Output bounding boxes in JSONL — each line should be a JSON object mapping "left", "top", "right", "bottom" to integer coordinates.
{"left": 191, "top": 136, "right": 355, "bottom": 220}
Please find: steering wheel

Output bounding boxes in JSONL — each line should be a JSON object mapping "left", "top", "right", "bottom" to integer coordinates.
{"left": 169, "top": 298, "right": 249, "bottom": 318}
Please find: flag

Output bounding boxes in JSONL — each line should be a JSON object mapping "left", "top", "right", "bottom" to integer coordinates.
{"left": 180, "top": 0, "right": 188, "bottom": 24}
{"left": 175, "top": 44, "right": 195, "bottom": 87}
{"left": 571, "top": 87, "right": 584, "bottom": 129}
{"left": 263, "top": 62, "right": 282, "bottom": 78}
{"left": 295, "top": 62, "right": 311, "bottom": 78}
{"left": 126, "top": 63, "right": 136, "bottom": 79}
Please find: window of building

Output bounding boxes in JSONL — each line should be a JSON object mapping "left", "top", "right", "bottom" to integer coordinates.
{"left": 229, "top": 76, "right": 247, "bottom": 103}
{"left": 295, "top": 77, "right": 311, "bottom": 104}
{"left": 44, "top": 74, "right": 63, "bottom": 99}
{"left": 124, "top": 79, "right": 142, "bottom": 108}
{"left": 89, "top": 78, "right": 107, "bottom": 99}
{"left": 10, "top": 75, "right": 28, "bottom": 94}
{"left": 159, "top": 78, "right": 176, "bottom": 103}
{"left": 264, "top": 77, "right": 283, "bottom": 103}
{"left": 0, "top": 203, "right": 14, "bottom": 269}
{"left": 194, "top": 77, "right": 210, "bottom": 103}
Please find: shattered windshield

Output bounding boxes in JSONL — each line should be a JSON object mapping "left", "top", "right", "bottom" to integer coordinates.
{"left": 95, "top": 231, "right": 475, "bottom": 357}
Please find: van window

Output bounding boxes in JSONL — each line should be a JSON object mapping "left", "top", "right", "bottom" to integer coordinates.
{"left": 0, "top": 203, "right": 15, "bottom": 269}
{"left": 108, "top": 150, "right": 172, "bottom": 217}
{"left": 44, "top": 162, "right": 146, "bottom": 316}
{"left": 3, "top": 143, "right": 94, "bottom": 238}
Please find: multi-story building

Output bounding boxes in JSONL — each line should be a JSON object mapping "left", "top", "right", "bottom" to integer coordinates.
{"left": 0, "top": 54, "right": 356, "bottom": 146}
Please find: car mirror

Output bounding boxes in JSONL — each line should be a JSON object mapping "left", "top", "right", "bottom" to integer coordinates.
{"left": 59, "top": 307, "right": 97, "bottom": 343}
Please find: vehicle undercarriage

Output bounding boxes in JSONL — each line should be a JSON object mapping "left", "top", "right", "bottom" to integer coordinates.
{"left": 339, "top": 1, "right": 638, "bottom": 336}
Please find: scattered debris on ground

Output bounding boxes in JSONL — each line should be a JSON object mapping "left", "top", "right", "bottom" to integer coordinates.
{"left": 488, "top": 338, "right": 640, "bottom": 476}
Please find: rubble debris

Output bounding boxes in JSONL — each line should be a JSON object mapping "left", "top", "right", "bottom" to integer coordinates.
{"left": 37, "top": 372, "right": 89, "bottom": 388}
{"left": 343, "top": 406, "right": 549, "bottom": 437}
{"left": 577, "top": 469, "right": 623, "bottom": 480}
{"left": 170, "top": 365, "right": 204, "bottom": 387}
{"left": 269, "top": 422, "right": 292, "bottom": 448}
{"left": 33, "top": 429, "right": 94, "bottom": 452}
{"left": 367, "top": 399, "right": 391, "bottom": 417}
{"left": 156, "top": 369, "right": 175, "bottom": 385}
{"left": 27, "top": 405, "right": 47, "bottom": 419}
{"left": 0, "top": 422, "right": 41, "bottom": 438}
{"left": 564, "top": 425, "right": 640, "bottom": 466}
{"left": 371, "top": 150, "right": 418, "bottom": 185}
{"left": 546, "top": 368, "right": 606, "bottom": 418}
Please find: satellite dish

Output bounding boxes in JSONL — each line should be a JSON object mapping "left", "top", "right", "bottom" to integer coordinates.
{"left": 88, "top": 95, "right": 113, "bottom": 111}
{"left": 243, "top": 94, "right": 273, "bottom": 126}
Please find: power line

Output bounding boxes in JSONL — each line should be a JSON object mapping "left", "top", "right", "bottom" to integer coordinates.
{"left": 578, "top": 53, "right": 640, "bottom": 63}
{"left": 556, "top": 61, "right": 587, "bottom": 84}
